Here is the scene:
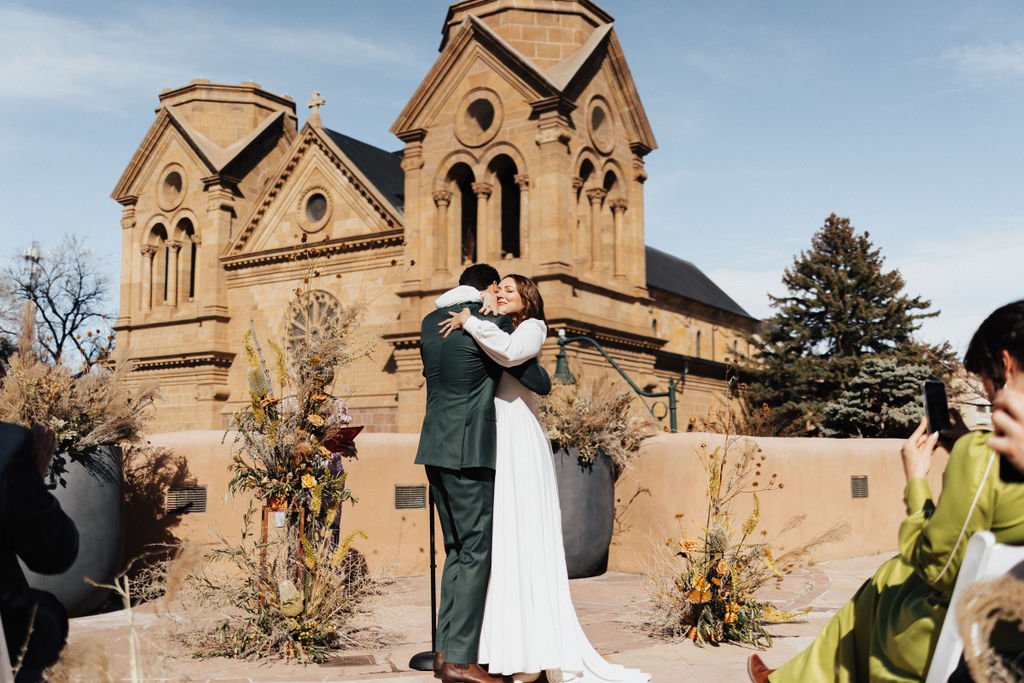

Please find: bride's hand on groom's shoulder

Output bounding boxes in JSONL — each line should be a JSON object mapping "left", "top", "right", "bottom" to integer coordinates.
{"left": 480, "top": 290, "right": 498, "bottom": 315}
{"left": 439, "top": 308, "right": 472, "bottom": 338}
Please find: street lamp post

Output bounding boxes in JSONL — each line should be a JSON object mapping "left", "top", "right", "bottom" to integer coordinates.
{"left": 554, "top": 329, "right": 680, "bottom": 433}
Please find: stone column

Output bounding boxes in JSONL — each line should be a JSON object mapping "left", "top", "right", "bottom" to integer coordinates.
{"left": 586, "top": 188, "right": 606, "bottom": 270}
{"left": 610, "top": 199, "right": 628, "bottom": 278}
{"left": 472, "top": 181, "right": 493, "bottom": 263}
{"left": 166, "top": 240, "right": 182, "bottom": 306}
{"left": 571, "top": 177, "right": 584, "bottom": 266}
{"left": 514, "top": 174, "right": 530, "bottom": 260}
{"left": 432, "top": 190, "right": 452, "bottom": 273}
{"left": 140, "top": 245, "right": 157, "bottom": 311}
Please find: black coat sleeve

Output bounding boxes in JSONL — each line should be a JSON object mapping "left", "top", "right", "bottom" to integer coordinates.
{"left": 0, "top": 424, "right": 79, "bottom": 575}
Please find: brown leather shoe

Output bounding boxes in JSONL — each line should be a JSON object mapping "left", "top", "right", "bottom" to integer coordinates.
{"left": 433, "top": 651, "right": 445, "bottom": 679}
{"left": 441, "top": 662, "right": 503, "bottom": 682}
{"left": 747, "top": 654, "right": 775, "bottom": 683}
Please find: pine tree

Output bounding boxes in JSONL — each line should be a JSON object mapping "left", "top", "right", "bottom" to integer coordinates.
{"left": 748, "top": 214, "right": 951, "bottom": 435}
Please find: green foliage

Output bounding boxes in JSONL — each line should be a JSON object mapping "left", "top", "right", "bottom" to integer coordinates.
{"left": 821, "top": 358, "right": 933, "bottom": 437}
{"left": 748, "top": 214, "right": 954, "bottom": 436}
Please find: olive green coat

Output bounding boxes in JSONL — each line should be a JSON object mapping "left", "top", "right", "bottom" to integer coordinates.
{"left": 770, "top": 431, "right": 1024, "bottom": 682}
{"left": 414, "top": 302, "right": 550, "bottom": 471}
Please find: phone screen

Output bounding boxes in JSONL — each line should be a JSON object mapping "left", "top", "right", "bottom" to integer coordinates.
{"left": 922, "top": 380, "right": 950, "bottom": 433}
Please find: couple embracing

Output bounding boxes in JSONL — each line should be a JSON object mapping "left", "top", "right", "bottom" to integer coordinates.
{"left": 416, "top": 264, "right": 650, "bottom": 683}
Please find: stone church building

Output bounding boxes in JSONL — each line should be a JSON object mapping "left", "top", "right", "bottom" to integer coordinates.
{"left": 111, "top": 0, "right": 757, "bottom": 434}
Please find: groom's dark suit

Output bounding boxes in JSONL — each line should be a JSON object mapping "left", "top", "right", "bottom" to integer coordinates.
{"left": 416, "top": 299, "right": 550, "bottom": 666}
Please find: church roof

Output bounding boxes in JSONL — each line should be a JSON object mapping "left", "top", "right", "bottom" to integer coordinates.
{"left": 323, "top": 129, "right": 405, "bottom": 212}
{"left": 645, "top": 246, "right": 755, "bottom": 320}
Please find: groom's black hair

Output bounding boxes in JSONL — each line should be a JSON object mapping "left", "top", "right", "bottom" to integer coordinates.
{"left": 459, "top": 264, "right": 500, "bottom": 291}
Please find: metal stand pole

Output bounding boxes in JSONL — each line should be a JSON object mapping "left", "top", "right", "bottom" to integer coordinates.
{"left": 408, "top": 488, "right": 438, "bottom": 670}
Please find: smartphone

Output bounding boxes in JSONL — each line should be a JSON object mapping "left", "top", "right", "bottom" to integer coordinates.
{"left": 922, "top": 380, "right": 951, "bottom": 434}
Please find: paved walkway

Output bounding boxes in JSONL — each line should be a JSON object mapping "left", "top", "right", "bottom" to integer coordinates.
{"left": 60, "top": 553, "right": 889, "bottom": 682}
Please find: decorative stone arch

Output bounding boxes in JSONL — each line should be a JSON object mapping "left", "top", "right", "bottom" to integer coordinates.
{"left": 140, "top": 218, "right": 170, "bottom": 311}
{"left": 599, "top": 160, "right": 629, "bottom": 277}
{"left": 599, "top": 159, "right": 627, "bottom": 199}
{"left": 481, "top": 142, "right": 529, "bottom": 261}
{"left": 432, "top": 153, "right": 481, "bottom": 270}
{"left": 171, "top": 210, "right": 201, "bottom": 303}
{"left": 432, "top": 149, "right": 481, "bottom": 188}
{"left": 571, "top": 151, "right": 601, "bottom": 267}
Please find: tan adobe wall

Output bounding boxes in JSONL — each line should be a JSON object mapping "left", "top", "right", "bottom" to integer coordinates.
{"left": 145, "top": 431, "right": 948, "bottom": 578}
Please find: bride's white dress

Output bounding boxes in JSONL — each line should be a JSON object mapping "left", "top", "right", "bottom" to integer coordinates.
{"left": 462, "top": 315, "right": 650, "bottom": 683}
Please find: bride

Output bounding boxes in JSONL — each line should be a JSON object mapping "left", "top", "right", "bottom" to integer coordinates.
{"left": 438, "top": 274, "right": 650, "bottom": 683}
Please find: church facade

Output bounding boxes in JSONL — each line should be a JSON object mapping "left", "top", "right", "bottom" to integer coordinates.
{"left": 111, "top": 0, "right": 757, "bottom": 434}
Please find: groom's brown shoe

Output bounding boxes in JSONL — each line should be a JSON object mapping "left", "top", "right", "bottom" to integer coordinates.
{"left": 747, "top": 654, "right": 775, "bottom": 683}
{"left": 433, "top": 651, "right": 445, "bottom": 679}
{"left": 441, "top": 662, "right": 503, "bottom": 682}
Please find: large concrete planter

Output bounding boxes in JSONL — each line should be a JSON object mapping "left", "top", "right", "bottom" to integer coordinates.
{"left": 23, "top": 445, "right": 124, "bottom": 616}
{"left": 552, "top": 445, "right": 614, "bottom": 579}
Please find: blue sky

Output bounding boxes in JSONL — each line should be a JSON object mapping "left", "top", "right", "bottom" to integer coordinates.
{"left": 1, "top": 1, "right": 1022, "bottom": 353}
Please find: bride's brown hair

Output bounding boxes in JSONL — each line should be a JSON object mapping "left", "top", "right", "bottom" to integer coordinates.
{"left": 504, "top": 274, "right": 545, "bottom": 327}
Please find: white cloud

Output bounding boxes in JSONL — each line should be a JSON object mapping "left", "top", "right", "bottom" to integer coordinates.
{"left": 0, "top": 4, "right": 417, "bottom": 109}
{"left": 893, "top": 223, "right": 1024, "bottom": 352}
{"left": 941, "top": 41, "right": 1024, "bottom": 83}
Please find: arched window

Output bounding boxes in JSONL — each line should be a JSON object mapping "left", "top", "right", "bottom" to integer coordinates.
{"left": 177, "top": 218, "right": 197, "bottom": 301}
{"left": 150, "top": 224, "right": 168, "bottom": 306}
{"left": 448, "top": 163, "right": 477, "bottom": 265}
{"left": 574, "top": 160, "right": 596, "bottom": 264}
{"left": 489, "top": 155, "right": 520, "bottom": 259}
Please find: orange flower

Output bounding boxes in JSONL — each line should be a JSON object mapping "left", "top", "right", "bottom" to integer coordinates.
{"left": 723, "top": 611, "right": 738, "bottom": 624}
{"left": 715, "top": 558, "right": 729, "bottom": 576}
{"left": 307, "top": 414, "right": 325, "bottom": 427}
{"left": 686, "top": 588, "right": 711, "bottom": 604}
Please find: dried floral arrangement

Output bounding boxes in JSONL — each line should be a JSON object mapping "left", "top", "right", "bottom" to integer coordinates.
{"left": 227, "top": 277, "right": 378, "bottom": 506}
{"left": 214, "top": 281, "right": 379, "bottom": 660}
{"left": 644, "top": 435, "right": 848, "bottom": 647}
{"left": 0, "top": 304, "right": 157, "bottom": 487}
{"left": 956, "top": 572, "right": 1024, "bottom": 683}
{"left": 539, "top": 375, "right": 656, "bottom": 478}
{"left": 183, "top": 505, "right": 387, "bottom": 662}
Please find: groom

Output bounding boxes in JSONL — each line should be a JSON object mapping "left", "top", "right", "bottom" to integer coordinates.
{"left": 416, "top": 263, "right": 551, "bottom": 683}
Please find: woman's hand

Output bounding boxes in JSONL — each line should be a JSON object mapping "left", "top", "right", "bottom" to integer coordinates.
{"left": 439, "top": 308, "right": 472, "bottom": 338}
{"left": 990, "top": 388, "right": 1024, "bottom": 474}
{"left": 480, "top": 289, "right": 498, "bottom": 315}
{"left": 902, "top": 419, "right": 939, "bottom": 483}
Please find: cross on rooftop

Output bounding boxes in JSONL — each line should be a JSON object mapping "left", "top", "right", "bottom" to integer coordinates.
{"left": 307, "top": 91, "right": 326, "bottom": 114}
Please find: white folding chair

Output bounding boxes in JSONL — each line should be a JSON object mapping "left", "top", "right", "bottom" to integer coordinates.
{"left": 925, "top": 531, "right": 1024, "bottom": 683}
{"left": 0, "top": 610, "right": 14, "bottom": 683}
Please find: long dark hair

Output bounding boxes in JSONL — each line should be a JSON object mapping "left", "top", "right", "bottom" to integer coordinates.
{"left": 504, "top": 274, "right": 545, "bottom": 327}
{"left": 965, "top": 299, "right": 1024, "bottom": 389}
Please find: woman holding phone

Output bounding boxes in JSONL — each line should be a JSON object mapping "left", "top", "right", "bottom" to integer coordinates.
{"left": 748, "top": 300, "right": 1024, "bottom": 683}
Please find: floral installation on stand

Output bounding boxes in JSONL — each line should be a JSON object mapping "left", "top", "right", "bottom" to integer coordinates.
{"left": 644, "top": 434, "right": 848, "bottom": 648}
{"left": 206, "top": 261, "right": 382, "bottom": 661}
{"left": 0, "top": 303, "right": 157, "bottom": 487}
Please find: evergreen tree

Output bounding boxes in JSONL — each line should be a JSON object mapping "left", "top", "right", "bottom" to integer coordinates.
{"left": 748, "top": 213, "right": 951, "bottom": 435}
{"left": 821, "top": 357, "right": 932, "bottom": 438}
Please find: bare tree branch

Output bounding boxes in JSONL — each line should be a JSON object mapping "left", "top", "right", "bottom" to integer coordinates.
{"left": 3, "top": 236, "right": 114, "bottom": 367}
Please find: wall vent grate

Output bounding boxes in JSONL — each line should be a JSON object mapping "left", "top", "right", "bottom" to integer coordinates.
{"left": 165, "top": 485, "right": 207, "bottom": 514}
{"left": 851, "top": 475, "right": 869, "bottom": 499}
{"left": 395, "top": 484, "right": 427, "bottom": 510}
